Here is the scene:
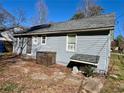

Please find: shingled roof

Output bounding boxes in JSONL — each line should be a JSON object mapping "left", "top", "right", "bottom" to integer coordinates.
{"left": 70, "top": 54, "right": 100, "bottom": 66}
{"left": 14, "top": 13, "right": 115, "bottom": 36}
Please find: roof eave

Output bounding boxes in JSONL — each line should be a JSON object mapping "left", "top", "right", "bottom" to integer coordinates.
{"left": 14, "top": 26, "right": 114, "bottom": 37}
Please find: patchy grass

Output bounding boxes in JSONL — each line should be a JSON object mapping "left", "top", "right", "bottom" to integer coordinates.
{"left": 0, "top": 81, "right": 25, "bottom": 93}
{"left": 101, "top": 54, "right": 124, "bottom": 93}
{"left": 0, "top": 82, "right": 17, "bottom": 92}
{"left": 110, "top": 54, "right": 124, "bottom": 80}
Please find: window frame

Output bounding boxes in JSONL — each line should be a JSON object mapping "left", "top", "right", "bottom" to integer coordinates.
{"left": 66, "top": 34, "right": 77, "bottom": 52}
{"left": 41, "top": 36, "right": 47, "bottom": 45}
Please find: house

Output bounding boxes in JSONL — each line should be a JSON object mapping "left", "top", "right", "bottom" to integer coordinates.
{"left": 111, "top": 37, "right": 124, "bottom": 53}
{"left": 118, "top": 42, "right": 124, "bottom": 53}
{"left": 13, "top": 13, "right": 115, "bottom": 73}
{"left": 0, "top": 26, "right": 25, "bottom": 53}
{"left": 0, "top": 28, "right": 6, "bottom": 53}
{"left": 111, "top": 40, "right": 118, "bottom": 52}
{"left": 0, "top": 27, "right": 13, "bottom": 53}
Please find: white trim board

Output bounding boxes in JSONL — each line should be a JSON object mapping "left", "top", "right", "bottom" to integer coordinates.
{"left": 70, "top": 59, "right": 98, "bottom": 66}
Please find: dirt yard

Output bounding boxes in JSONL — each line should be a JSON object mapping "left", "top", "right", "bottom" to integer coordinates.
{"left": 0, "top": 58, "right": 83, "bottom": 93}
{"left": 0, "top": 57, "right": 104, "bottom": 93}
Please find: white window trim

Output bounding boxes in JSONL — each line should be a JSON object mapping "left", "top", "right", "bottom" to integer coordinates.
{"left": 41, "top": 36, "right": 47, "bottom": 45}
{"left": 66, "top": 34, "right": 77, "bottom": 52}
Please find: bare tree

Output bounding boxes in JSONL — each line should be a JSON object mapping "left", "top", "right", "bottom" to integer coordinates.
{"left": 0, "top": 4, "right": 15, "bottom": 28}
{"left": 10, "top": 8, "right": 28, "bottom": 55}
{"left": 32, "top": 0, "right": 48, "bottom": 26}
{"left": 71, "top": 0, "right": 103, "bottom": 20}
{"left": 14, "top": 8, "right": 27, "bottom": 26}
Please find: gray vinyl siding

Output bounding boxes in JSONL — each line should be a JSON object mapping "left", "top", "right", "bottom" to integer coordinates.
{"left": 13, "top": 34, "right": 110, "bottom": 73}
{"left": 77, "top": 36, "right": 109, "bottom": 72}
{"left": 31, "top": 36, "right": 71, "bottom": 65}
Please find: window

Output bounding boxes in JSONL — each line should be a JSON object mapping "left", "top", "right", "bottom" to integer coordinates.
{"left": 66, "top": 34, "right": 76, "bottom": 52}
{"left": 41, "top": 36, "right": 46, "bottom": 45}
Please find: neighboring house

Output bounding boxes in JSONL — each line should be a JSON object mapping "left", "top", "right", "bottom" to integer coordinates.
{"left": 111, "top": 39, "right": 124, "bottom": 53}
{"left": 111, "top": 40, "right": 118, "bottom": 51}
{"left": 118, "top": 42, "right": 124, "bottom": 53}
{"left": 0, "top": 26, "right": 25, "bottom": 53}
{"left": 13, "top": 14, "right": 115, "bottom": 73}
{"left": 0, "top": 28, "right": 12, "bottom": 53}
{"left": 0, "top": 28, "right": 6, "bottom": 52}
{"left": 1, "top": 28, "right": 14, "bottom": 52}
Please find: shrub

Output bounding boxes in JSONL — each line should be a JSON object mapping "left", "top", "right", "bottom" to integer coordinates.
{"left": 80, "top": 65, "right": 95, "bottom": 77}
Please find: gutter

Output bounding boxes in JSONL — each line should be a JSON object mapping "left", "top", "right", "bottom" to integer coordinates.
{"left": 14, "top": 26, "right": 114, "bottom": 37}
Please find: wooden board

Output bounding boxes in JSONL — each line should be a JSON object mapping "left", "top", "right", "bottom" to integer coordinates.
{"left": 36, "top": 51, "right": 56, "bottom": 66}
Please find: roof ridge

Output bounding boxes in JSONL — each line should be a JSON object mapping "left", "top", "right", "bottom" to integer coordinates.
{"left": 48, "top": 13, "right": 115, "bottom": 25}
